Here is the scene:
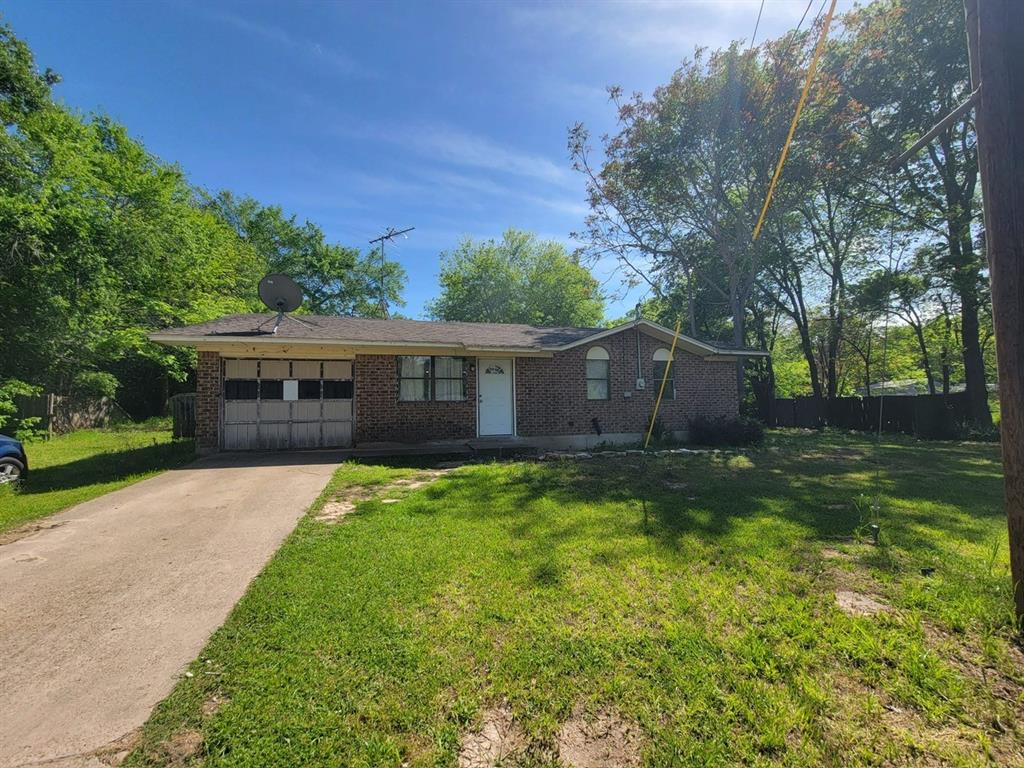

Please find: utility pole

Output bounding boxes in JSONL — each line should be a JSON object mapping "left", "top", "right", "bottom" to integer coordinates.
{"left": 368, "top": 226, "right": 414, "bottom": 319}
{"left": 968, "top": 0, "right": 1024, "bottom": 627}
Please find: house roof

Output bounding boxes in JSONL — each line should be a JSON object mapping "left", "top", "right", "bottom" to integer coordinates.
{"left": 149, "top": 314, "right": 768, "bottom": 358}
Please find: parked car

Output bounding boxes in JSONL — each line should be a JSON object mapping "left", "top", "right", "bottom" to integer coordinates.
{"left": 0, "top": 434, "right": 28, "bottom": 484}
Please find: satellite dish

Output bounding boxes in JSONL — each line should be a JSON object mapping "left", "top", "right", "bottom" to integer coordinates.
{"left": 258, "top": 273, "right": 303, "bottom": 313}
{"left": 256, "top": 274, "right": 313, "bottom": 335}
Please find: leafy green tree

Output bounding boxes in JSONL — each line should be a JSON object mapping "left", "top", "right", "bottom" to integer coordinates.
{"left": 202, "top": 192, "right": 405, "bottom": 317}
{"left": 844, "top": 0, "right": 991, "bottom": 426}
{"left": 427, "top": 230, "right": 603, "bottom": 326}
{"left": 0, "top": 20, "right": 407, "bottom": 417}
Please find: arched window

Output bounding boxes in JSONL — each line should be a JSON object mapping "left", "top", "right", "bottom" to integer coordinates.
{"left": 585, "top": 346, "right": 610, "bottom": 400}
{"left": 652, "top": 348, "right": 675, "bottom": 400}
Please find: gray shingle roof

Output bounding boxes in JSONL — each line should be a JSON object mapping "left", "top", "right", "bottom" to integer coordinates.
{"left": 150, "top": 314, "right": 768, "bottom": 356}
{"left": 152, "top": 314, "right": 603, "bottom": 349}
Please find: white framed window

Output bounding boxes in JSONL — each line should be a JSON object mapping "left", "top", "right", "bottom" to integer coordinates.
{"left": 585, "top": 346, "right": 610, "bottom": 400}
{"left": 652, "top": 347, "right": 675, "bottom": 400}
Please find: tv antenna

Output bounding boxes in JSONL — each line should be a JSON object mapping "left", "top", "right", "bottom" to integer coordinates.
{"left": 369, "top": 226, "right": 414, "bottom": 318}
{"left": 256, "top": 273, "right": 315, "bottom": 335}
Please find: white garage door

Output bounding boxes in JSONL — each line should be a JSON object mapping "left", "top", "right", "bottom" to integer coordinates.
{"left": 222, "top": 359, "right": 353, "bottom": 450}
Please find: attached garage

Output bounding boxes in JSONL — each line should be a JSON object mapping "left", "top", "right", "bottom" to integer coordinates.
{"left": 222, "top": 359, "right": 353, "bottom": 450}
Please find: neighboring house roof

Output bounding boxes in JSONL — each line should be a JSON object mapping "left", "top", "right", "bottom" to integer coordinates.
{"left": 149, "top": 314, "right": 768, "bottom": 358}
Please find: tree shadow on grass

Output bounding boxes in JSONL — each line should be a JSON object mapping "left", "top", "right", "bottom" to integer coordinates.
{"left": 18, "top": 440, "right": 195, "bottom": 495}
{"left": 392, "top": 435, "right": 1005, "bottom": 566}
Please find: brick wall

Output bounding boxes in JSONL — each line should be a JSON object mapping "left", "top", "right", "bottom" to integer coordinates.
{"left": 354, "top": 355, "right": 476, "bottom": 443}
{"left": 196, "top": 351, "right": 221, "bottom": 452}
{"left": 515, "top": 326, "right": 738, "bottom": 437}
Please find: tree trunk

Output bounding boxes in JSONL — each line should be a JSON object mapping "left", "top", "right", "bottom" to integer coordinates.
{"left": 972, "top": 0, "right": 1024, "bottom": 627}
{"left": 959, "top": 284, "right": 992, "bottom": 424}
{"left": 912, "top": 323, "right": 937, "bottom": 395}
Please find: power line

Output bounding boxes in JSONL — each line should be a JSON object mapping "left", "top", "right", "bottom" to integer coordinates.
{"left": 748, "top": 0, "right": 766, "bottom": 51}
{"left": 368, "top": 226, "right": 414, "bottom": 318}
{"left": 752, "top": 0, "right": 839, "bottom": 241}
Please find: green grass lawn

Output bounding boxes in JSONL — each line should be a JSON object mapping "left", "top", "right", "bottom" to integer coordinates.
{"left": 128, "top": 431, "right": 1023, "bottom": 767}
{"left": 0, "top": 420, "right": 195, "bottom": 534}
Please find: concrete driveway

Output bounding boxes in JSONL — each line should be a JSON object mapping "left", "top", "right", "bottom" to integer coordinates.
{"left": 0, "top": 451, "right": 343, "bottom": 768}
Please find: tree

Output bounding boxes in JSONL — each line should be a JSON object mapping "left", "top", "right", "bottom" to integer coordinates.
{"left": 427, "top": 229, "right": 603, "bottom": 326}
{"left": 202, "top": 191, "right": 406, "bottom": 318}
{"left": 570, "top": 31, "right": 846, "bottom": 403}
{"left": 0, "top": 20, "right": 402, "bottom": 418}
{"left": 845, "top": 0, "right": 992, "bottom": 427}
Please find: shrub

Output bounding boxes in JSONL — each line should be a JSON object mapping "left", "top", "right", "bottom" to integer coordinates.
{"left": 688, "top": 415, "right": 765, "bottom": 447}
{"left": 0, "top": 379, "right": 43, "bottom": 439}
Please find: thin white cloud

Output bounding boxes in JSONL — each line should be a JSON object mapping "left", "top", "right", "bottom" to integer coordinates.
{"left": 209, "top": 10, "right": 369, "bottom": 78}
{"left": 404, "top": 124, "right": 570, "bottom": 186}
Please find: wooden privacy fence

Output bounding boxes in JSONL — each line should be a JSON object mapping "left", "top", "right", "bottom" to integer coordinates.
{"left": 169, "top": 393, "right": 197, "bottom": 439}
{"left": 14, "top": 394, "right": 122, "bottom": 435}
{"left": 771, "top": 392, "right": 973, "bottom": 438}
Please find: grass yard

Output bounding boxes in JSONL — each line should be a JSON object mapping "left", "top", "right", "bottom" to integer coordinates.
{"left": 0, "top": 420, "right": 195, "bottom": 535}
{"left": 128, "top": 431, "right": 1023, "bottom": 767}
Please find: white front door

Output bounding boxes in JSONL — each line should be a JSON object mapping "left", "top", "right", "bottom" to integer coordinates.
{"left": 478, "top": 358, "right": 514, "bottom": 436}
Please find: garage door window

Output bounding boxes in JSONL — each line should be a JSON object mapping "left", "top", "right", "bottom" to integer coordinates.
{"left": 323, "top": 380, "right": 354, "bottom": 399}
{"left": 225, "top": 379, "right": 258, "bottom": 400}
{"left": 298, "top": 380, "right": 321, "bottom": 399}
{"left": 260, "top": 380, "right": 284, "bottom": 400}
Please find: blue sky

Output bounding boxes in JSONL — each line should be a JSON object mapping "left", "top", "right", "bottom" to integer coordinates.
{"left": 7, "top": 0, "right": 853, "bottom": 320}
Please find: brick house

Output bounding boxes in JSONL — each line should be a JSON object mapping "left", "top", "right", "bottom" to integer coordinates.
{"left": 150, "top": 315, "right": 766, "bottom": 453}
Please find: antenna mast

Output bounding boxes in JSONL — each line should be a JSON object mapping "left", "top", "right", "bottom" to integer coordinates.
{"left": 369, "top": 226, "right": 414, "bottom": 318}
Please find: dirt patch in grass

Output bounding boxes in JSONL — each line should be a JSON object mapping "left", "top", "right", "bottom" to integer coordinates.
{"left": 316, "top": 469, "right": 452, "bottom": 523}
{"left": 458, "top": 705, "right": 527, "bottom": 768}
{"left": 835, "top": 590, "right": 890, "bottom": 617}
{"left": 91, "top": 728, "right": 141, "bottom": 766}
{"left": 556, "top": 708, "right": 642, "bottom": 768}
{"left": 201, "top": 694, "right": 228, "bottom": 718}
{"left": 159, "top": 729, "right": 203, "bottom": 765}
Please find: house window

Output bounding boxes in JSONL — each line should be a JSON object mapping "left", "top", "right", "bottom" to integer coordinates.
{"left": 585, "top": 346, "right": 610, "bottom": 400}
{"left": 398, "top": 356, "right": 432, "bottom": 401}
{"left": 396, "top": 356, "right": 466, "bottom": 402}
{"left": 652, "top": 348, "right": 675, "bottom": 400}
{"left": 434, "top": 356, "right": 466, "bottom": 401}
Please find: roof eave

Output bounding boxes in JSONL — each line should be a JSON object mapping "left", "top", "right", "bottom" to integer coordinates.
{"left": 149, "top": 332, "right": 554, "bottom": 357}
{"left": 550, "top": 319, "right": 768, "bottom": 357}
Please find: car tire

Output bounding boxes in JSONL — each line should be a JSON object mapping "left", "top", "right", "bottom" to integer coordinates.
{"left": 0, "top": 457, "right": 25, "bottom": 485}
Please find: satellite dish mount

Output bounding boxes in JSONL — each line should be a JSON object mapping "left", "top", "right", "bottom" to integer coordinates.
{"left": 256, "top": 274, "right": 313, "bottom": 334}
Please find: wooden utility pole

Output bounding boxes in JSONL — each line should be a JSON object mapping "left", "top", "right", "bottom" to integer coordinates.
{"left": 969, "top": 0, "right": 1024, "bottom": 626}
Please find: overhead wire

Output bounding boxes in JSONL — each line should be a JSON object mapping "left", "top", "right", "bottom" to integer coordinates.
{"left": 751, "top": 0, "right": 839, "bottom": 241}
{"left": 748, "top": 0, "right": 766, "bottom": 51}
{"left": 640, "top": 0, "right": 836, "bottom": 463}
